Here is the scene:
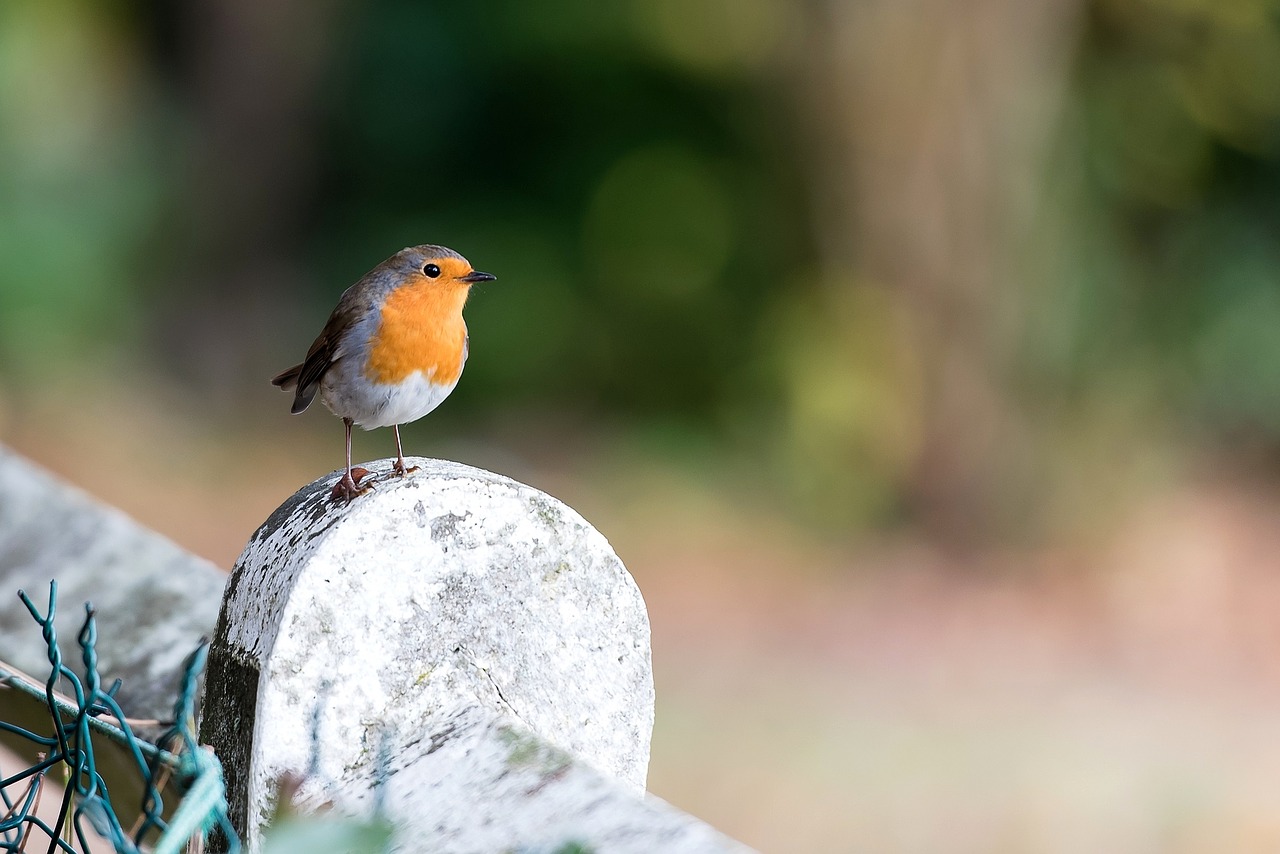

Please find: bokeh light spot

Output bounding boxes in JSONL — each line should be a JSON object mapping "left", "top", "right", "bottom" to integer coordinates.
{"left": 629, "top": 0, "right": 795, "bottom": 76}
{"left": 583, "top": 143, "right": 734, "bottom": 304}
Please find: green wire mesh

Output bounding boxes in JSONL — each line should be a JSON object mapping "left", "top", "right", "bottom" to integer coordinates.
{"left": 0, "top": 580, "right": 240, "bottom": 853}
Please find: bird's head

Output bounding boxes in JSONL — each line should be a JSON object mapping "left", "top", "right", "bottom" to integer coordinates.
{"left": 397, "top": 245, "right": 496, "bottom": 289}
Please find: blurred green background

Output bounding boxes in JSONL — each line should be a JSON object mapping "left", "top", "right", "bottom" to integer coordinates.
{"left": 4, "top": 0, "right": 1280, "bottom": 850}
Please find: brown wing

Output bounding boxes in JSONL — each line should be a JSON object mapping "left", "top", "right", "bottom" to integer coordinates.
{"left": 272, "top": 287, "right": 369, "bottom": 415}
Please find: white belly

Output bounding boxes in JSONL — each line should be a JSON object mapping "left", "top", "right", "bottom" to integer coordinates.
{"left": 320, "top": 361, "right": 461, "bottom": 429}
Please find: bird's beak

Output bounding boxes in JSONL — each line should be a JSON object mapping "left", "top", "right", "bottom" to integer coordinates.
{"left": 460, "top": 270, "right": 497, "bottom": 284}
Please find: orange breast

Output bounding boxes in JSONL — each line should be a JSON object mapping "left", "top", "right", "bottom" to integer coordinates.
{"left": 365, "top": 282, "right": 469, "bottom": 385}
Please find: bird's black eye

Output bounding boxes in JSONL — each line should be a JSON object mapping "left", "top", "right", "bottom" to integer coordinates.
{"left": 423, "top": 263, "right": 441, "bottom": 278}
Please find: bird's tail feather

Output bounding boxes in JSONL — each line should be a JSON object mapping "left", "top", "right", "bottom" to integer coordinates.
{"left": 271, "top": 364, "right": 317, "bottom": 414}
{"left": 271, "top": 364, "right": 302, "bottom": 390}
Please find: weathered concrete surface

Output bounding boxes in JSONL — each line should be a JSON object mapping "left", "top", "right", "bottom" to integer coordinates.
{"left": 203, "top": 457, "right": 723, "bottom": 852}
{"left": 0, "top": 444, "right": 224, "bottom": 720}
{"left": 341, "top": 705, "right": 751, "bottom": 853}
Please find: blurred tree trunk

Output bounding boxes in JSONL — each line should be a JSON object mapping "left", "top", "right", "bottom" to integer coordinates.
{"left": 791, "top": 0, "right": 1084, "bottom": 544}
{"left": 155, "top": 0, "right": 345, "bottom": 399}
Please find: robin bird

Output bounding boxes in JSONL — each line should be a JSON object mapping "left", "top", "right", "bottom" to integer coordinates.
{"left": 272, "top": 245, "right": 496, "bottom": 501}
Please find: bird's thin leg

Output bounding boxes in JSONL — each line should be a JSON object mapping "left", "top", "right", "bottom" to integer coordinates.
{"left": 331, "top": 417, "right": 366, "bottom": 501}
{"left": 391, "top": 425, "right": 419, "bottom": 476}
{"left": 346, "top": 417, "right": 355, "bottom": 477}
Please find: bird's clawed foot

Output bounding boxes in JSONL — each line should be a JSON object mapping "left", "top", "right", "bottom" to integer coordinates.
{"left": 331, "top": 467, "right": 373, "bottom": 502}
{"left": 392, "top": 459, "right": 420, "bottom": 477}
{"left": 389, "top": 425, "right": 419, "bottom": 478}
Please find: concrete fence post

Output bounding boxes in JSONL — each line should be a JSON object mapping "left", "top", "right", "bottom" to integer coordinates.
{"left": 201, "top": 457, "right": 748, "bottom": 853}
{"left": 0, "top": 445, "right": 225, "bottom": 721}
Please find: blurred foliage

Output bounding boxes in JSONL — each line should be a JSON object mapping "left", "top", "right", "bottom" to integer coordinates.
{"left": 0, "top": 0, "right": 1278, "bottom": 539}
{"left": 1063, "top": 0, "right": 1280, "bottom": 437}
{"left": 261, "top": 816, "right": 392, "bottom": 854}
{"left": 0, "top": 0, "right": 167, "bottom": 375}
